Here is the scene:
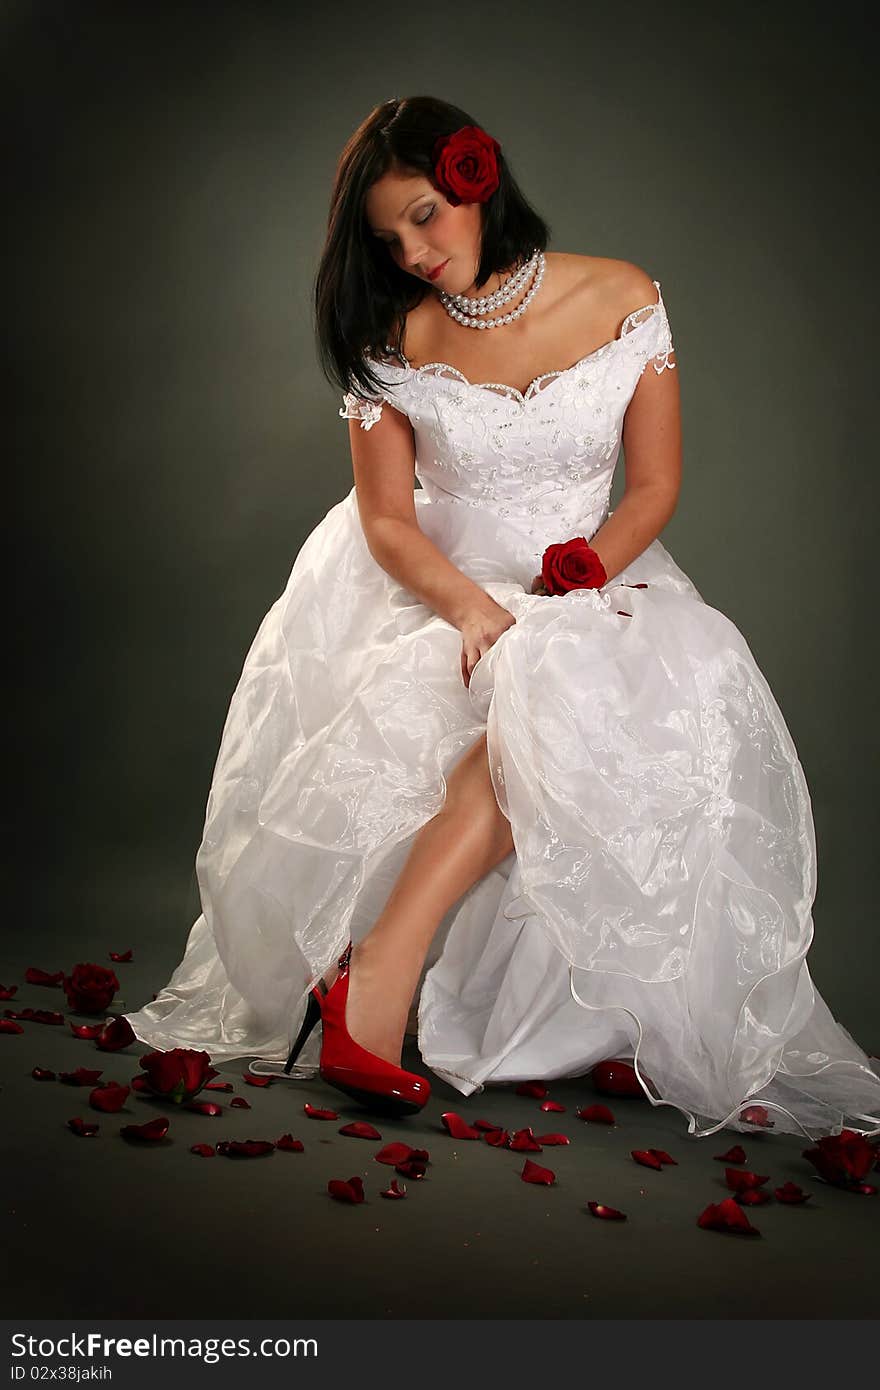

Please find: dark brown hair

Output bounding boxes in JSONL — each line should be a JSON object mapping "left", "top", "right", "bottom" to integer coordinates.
{"left": 314, "top": 95, "right": 551, "bottom": 402}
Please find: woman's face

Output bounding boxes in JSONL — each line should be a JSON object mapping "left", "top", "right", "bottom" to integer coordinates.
{"left": 364, "top": 169, "right": 483, "bottom": 294}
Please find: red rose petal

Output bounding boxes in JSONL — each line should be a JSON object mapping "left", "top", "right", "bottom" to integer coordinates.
{"left": 521, "top": 1158, "right": 556, "bottom": 1185}
{"left": 509, "top": 1127, "right": 543, "bottom": 1152}
{"left": 473, "top": 1119, "right": 505, "bottom": 1132}
{"left": 67, "top": 1116, "right": 99, "bottom": 1136}
{"left": 714, "top": 1145, "right": 747, "bottom": 1164}
{"left": 540, "top": 1099, "right": 566, "bottom": 1113}
{"left": 243, "top": 1072, "right": 273, "bottom": 1087}
{"left": 739, "top": 1105, "right": 774, "bottom": 1128}
{"left": 109, "top": 949, "right": 133, "bottom": 962}
{"left": 697, "top": 1197, "right": 761, "bottom": 1235}
{"left": 535, "top": 1133, "right": 571, "bottom": 1146}
{"left": 204, "top": 1081, "right": 234, "bottom": 1092}
{"left": 5, "top": 1008, "right": 65, "bottom": 1025}
{"left": 120, "top": 1116, "right": 170, "bottom": 1142}
{"left": 725, "top": 1168, "right": 770, "bottom": 1192}
{"left": 395, "top": 1159, "right": 427, "bottom": 1179}
{"left": 0, "top": 1019, "right": 24, "bottom": 1035}
{"left": 229, "top": 1097, "right": 251, "bottom": 1109}
{"left": 129, "top": 1074, "right": 150, "bottom": 1092}
{"left": 69, "top": 1022, "right": 104, "bottom": 1040}
{"left": 441, "top": 1111, "right": 482, "bottom": 1139}
{"left": 328, "top": 1176, "right": 365, "bottom": 1203}
{"left": 852, "top": 1183, "right": 877, "bottom": 1196}
{"left": 591, "top": 1059, "right": 644, "bottom": 1098}
{"left": 577, "top": 1103, "right": 615, "bottom": 1124}
{"left": 648, "top": 1149, "right": 677, "bottom": 1166}
{"left": 339, "top": 1121, "right": 382, "bottom": 1140}
{"left": 380, "top": 1179, "right": 407, "bottom": 1199}
{"left": 802, "top": 1130, "right": 877, "bottom": 1186}
{"left": 89, "top": 1082, "right": 131, "bottom": 1113}
{"left": 25, "top": 967, "right": 65, "bottom": 987}
{"left": 275, "top": 1134, "right": 305, "bottom": 1152}
{"left": 186, "top": 1101, "right": 223, "bottom": 1116}
{"left": 32, "top": 1067, "right": 56, "bottom": 1080}
{"left": 587, "top": 1201, "right": 626, "bottom": 1220}
{"left": 484, "top": 1129, "right": 510, "bottom": 1148}
{"left": 95, "top": 1016, "right": 137, "bottom": 1051}
{"left": 59, "top": 1067, "right": 104, "bottom": 1086}
{"left": 735, "top": 1188, "right": 773, "bottom": 1206}
{"left": 515, "top": 1081, "right": 548, "bottom": 1098}
{"left": 220, "top": 1139, "right": 275, "bottom": 1157}
{"left": 304, "top": 1103, "right": 338, "bottom": 1120}
{"left": 632, "top": 1150, "right": 664, "bottom": 1170}
{"left": 775, "top": 1181, "right": 810, "bottom": 1204}
{"left": 190, "top": 1143, "right": 215, "bottom": 1157}
{"left": 0, "top": 984, "right": 19, "bottom": 1000}
{"left": 375, "top": 1141, "right": 416, "bottom": 1166}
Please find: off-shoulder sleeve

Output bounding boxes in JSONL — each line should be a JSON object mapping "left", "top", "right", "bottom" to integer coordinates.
{"left": 339, "top": 390, "right": 384, "bottom": 431}
{"left": 622, "top": 280, "right": 676, "bottom": 375}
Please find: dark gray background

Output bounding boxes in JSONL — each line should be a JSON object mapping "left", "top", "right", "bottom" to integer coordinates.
{"left": 5, "top": 0, "right": 878, "bottom": 1322}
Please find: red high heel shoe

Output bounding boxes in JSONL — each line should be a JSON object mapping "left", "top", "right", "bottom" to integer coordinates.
{"left": 284, "top": 940, "right": 431, "bottom": 1117}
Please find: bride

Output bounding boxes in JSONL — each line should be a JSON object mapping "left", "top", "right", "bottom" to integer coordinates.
{"left": 123, "top": 95, "right": 880, "bottom": 1142}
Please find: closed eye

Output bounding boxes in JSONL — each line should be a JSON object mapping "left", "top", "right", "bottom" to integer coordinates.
{"left": 380, "top": 207, "right": 435, "bottom": 245}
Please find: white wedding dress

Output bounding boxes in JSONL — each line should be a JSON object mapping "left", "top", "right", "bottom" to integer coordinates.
{"left": 123, "top": 281, "right": 880, "bottom": 1141}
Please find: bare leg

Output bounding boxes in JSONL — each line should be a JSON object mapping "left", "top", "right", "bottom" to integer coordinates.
{"left": 321, "top": 733, "right": 514, "bottom": 1067}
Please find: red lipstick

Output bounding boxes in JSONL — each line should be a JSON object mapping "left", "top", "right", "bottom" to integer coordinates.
{"left": 427, "top": 259, "right": 449, "bottom": 281}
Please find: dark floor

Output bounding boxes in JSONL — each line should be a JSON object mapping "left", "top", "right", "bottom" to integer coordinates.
{"left": 3, "top": 904, "right": 878, "bottom": 1321}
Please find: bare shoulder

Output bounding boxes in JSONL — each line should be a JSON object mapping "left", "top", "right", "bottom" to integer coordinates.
{"left": 565, "top": 253, "right": 661, "bottom": 333}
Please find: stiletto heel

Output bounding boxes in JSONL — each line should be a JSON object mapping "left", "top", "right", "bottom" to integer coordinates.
{"left": 284, "top": 940, "right": 431, "bottom": 1118}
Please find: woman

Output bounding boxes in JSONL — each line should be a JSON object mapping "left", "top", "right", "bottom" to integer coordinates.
{"left": 123, "top": 95, "right": 880, "bottom": 1141}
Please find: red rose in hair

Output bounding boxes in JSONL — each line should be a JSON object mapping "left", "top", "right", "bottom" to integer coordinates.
{"left": 137, "top": 1047, "right": 219, "bottom": 1104}
{"left": 432, "top": 126, "right": 501, "bottom": 206}
{"left": 531, "top": 537, "right": 608, "bottom": 597}
{"left": 63, "top": 962, "right": 121, "bottom": 1015}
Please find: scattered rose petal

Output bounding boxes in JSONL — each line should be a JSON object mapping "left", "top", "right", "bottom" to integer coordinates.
{"left": 0, "top": 1019, "right": 24, "bottom": 1035}
{"left": 380, "top": 1179, "right": 407, "bottom": 1199}
{"left": 0, "top": 984, "right": 19, "bottom": 1000}
{"left": 515, "top": 1081, "right": 548, "bottom": 1098}
{"left": 229, "top": 1097, "right": 251, "bottom": 1109}
{"left": 32, "top": 1066, "right": 56, "bottom": 1080}
{"left": 739, "top": 1105, "right": 774, "bottom": 1128}
{"left": 648, "top": 1149, "right": 677, "bottom": 1166}
{"left": 204, "top": 1081, "right": 234, "bottom": 1092}
{"left": 775, "top": 1181, "right": 810, "bottom": 1204}
{"left": 441, "top": 1111, "right": 482, "bottom": 1139}
{"left": 521, "top": 1158, "right": 556, "bottom": 1185}
{"left": 851, "top": 1183, "right": 877, "bottom": 1196}
{"left": 95, "top": 1016, "right": 136, "bottom": 1051}
{"left": 577, "top": 1103, "right": 615, "bottom": 1124}
{"left": 735, "top": 1188, "right": 773, "bottom": 1206}
{"left": 219, "top": 1139, "right": 275, "bottom": 1158}
{"left": 120, "top": 1116, "right": 170, "bottom": 1142}
{"left": 129, "top": 1074, "right": 150, "bottom": 1092}
{"left": 67, "top": 1116, "right": 99, "bottom": 1136}
{"left": 714, "top": 1145, "right": 747, "bottom": 1164}
{"left": 484, "top": 1129, "right": 510, "bottom": 1148}
{"left": 186, "top": 1101, "right": 223, "bottom": 1116}
{"left": 395, "top": 1159, "right": 427, "bottom": 1179}
{"left": 275, "top": 1134, "right": 305, "bottom": 1152}
{"left": 328, "top": 1176, "right": 365, "bottom": 1203}
{"left": 25, "top": 967, "right": 65, "bottom": 987}
{"left": 801, "top": 1129, "right": 879, "bottom": 1188}
{"left": 243, "top": 1072, "right": 273, "bottom": 1087}
{"left": 591, "top": 1059, "right": 644, "bottom": 1097}
{"left": 59, "top": 1067, "right": 104, "bottom": 1086}
{"left": 697, "top": 1197, "right": 761, "bottom": 1235}
{"left": 109, "top": 949, "right": 133, "bottom": 962}
{"left": 304, "top": 1103, "right": 338, "bottom": 1120}
{"left": 5, "top": 1008, "right": 65, "bottom": 1025}
{"left": 725, "top": 1168, "right": 769, "bottom": 1192}
{"left": 632, "top": 1150, "right": 664, "bottom": 1170}
{"left": 69, "top": 1022, "right": 104, "bottom": 1040}
{"left": 89, "top": 1081, "right": 131, "bottom": 1113}
{"left": 376, "top": 1142, "right": 417, "bottom": 1166}
{"left": 509, "top": 1127, "right": 543, "bottom": 1152}
{"left": 587, "top": 1201, "right": 626, "bottom": 1220}
{"left": 473, "top": 1119, "right": 505, "bottom": 1132}
{"left": 535, "top": 1133, "right": 571, "bottom": 1146}
{"left": 339, "top": 1121, "right": 382, "bottom": 1140}
{"left": 190, "top": 1143, "right": 215, "bottom": 1157}
{"left": 540, "top": 1099, "right": 566, "bottom": 1113}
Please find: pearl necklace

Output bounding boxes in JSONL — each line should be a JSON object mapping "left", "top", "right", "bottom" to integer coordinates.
{"left": 438, "top": 249, "right": 545, "bottom": 330}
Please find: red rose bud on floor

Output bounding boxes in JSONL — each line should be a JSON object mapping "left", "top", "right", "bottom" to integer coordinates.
{"left": 137, "top": 1048, "right": 219, "bottom": 1104}
{"left": 63, "top": 963, "right": 121, "bottom": 1014}
{"left": 801, "top": 1129, "right": 879, "bottom": 1188}
{"left": 94, "top": 1016, "right": 136, "bottom": 1051}
{"left": 591, "top": 1060, "right": 644, "bottom": 1097}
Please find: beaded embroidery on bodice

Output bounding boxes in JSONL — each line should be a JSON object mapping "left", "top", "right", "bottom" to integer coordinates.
{"left": 340, "top": 279, "right": 675, "bottom": 547}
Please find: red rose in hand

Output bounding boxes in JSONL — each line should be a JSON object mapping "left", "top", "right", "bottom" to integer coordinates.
{"left": 432, "top": 126, "right": 501, "bottom": 206}
{"left": 63, "top": 963, "right": 121, "bottom": 1015}
{"left": 802, "top": 1129, "right": 879, "bottom": 1188}
{"left": 137, "top": 1047, "right": 219, "bottom": 1104}
{"left": 533, "top": 537, "right": 608, "bottom": 597}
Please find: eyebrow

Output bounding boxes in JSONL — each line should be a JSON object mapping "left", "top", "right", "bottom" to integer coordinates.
{"left": 368, "top": 193, "right": 431, "bottom": 235}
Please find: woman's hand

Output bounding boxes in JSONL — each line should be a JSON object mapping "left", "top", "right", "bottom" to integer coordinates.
{"left": 459, "top": 599, "right": 517, "bottom": 688}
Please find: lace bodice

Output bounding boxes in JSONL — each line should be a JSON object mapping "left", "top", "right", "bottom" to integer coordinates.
{"left": 339, "top": 279, "right": 675, "bottom": 549}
